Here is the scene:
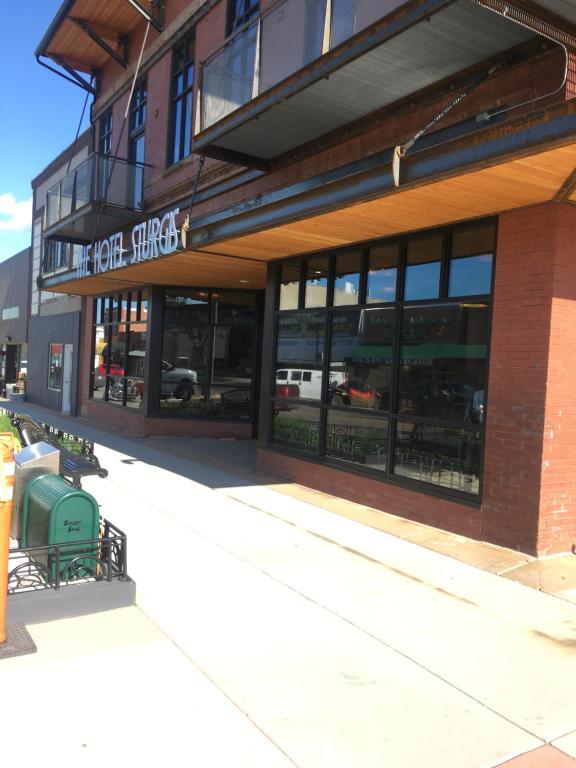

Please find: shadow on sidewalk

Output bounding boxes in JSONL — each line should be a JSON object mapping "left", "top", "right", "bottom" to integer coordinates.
{"left": 0, "top": 400, "right": 280, "bottom": 491}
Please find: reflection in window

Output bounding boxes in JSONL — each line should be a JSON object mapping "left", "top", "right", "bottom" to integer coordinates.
{"left": 272, "top": 402, "right": 320, "bottom": 454}
{"left": 48, "top": 344, "right": 63, "bottom": 390}
{"left": 449, "top": 254, "right": 493, "bottom": 297}
{"left": 276, "top": 312, "right": 325, "bottom": 401}
{"left": 451, "top": 224, "right": 495, "bottom": 258}
{"left": 404, "top": 236, "right": 442, "bottom": 301}
{"left": 367, "top": 244, "right": 398, "bottom": 304}
{"left": 160, "top": 289, "right": 258, "bottom": 420}
{"left": 329, "top": 308, "right": 394, "bottom": 410}
{"left": 334, "top": 251, "right": 361, "bottom": 306}
{"left": 305, "top": 256, "right": 329, "bottom": 308}
{"left": 272, "top": 219, "right": 496, "bottom": 499}
{"left": 394, "top": 422, "right": 481, "bottom": 495}
{"left": 92, "top": 324, "right": 107, "bottom": 402}
{"left": 279, "top": 264, "right": 300, "bottom": 310}
{"left": 398, "top": 304, "right": 489, "bottom": 422}
{"left": 326, "top": 410, "right": 388, "bottom": 471}
{"left": 90, "top": 291, "right": 149, "bottom": 408}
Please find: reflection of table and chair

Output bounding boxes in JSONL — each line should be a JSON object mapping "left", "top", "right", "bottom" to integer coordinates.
{"left": 395, "top": 422, "right": 480, "bottom": 491}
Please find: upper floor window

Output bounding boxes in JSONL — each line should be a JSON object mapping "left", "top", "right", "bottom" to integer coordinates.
{"left": 227, "top": 0, "right": 259, "bottom": 35}
{"left": 129, "top": 78, "right": 147, "bottom": 209}
{"left": 130, "top": 79, "right": 147, "bottom": 135}
{"left": 169, "top": 35, "right": 195, "bottom": 166}
{"left": 43, "top": 241, "right": 72, "bottom": 273}
{"left": 99, "top": 110, "right": 112, "bottom": 156}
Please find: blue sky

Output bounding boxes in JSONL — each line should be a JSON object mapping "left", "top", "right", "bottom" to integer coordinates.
{"left": 0, "top": 2, "right": 90, "bottom": 261}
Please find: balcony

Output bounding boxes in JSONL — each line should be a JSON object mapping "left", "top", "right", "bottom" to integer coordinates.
{"left": 193, "top": 0, "right": 575, "bottom": 165}
{"left": 44, "top": 154, "right": 146, "bottom": 245}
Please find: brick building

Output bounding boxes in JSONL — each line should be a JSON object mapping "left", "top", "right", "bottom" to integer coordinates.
{"left": 35, "top": 0, "right": 576, "bottom": 555}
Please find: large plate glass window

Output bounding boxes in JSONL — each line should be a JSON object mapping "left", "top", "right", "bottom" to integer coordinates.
{"left": 272, "top": 220, "right": 496, "bottom": 501}
{"left": 160, "top": 289, "right": 259, "bottom": 420}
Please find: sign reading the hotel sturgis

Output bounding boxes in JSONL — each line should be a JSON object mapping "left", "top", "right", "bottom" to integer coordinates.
{"left": 77, "top": 208, "right": 180, "bottom": 278}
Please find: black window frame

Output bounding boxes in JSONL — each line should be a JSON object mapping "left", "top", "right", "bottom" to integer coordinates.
{"left": 268, "top": 219, "right": 497, "bottom": 504}
{"left": 89, "top": 291, "right": 148, "bottom": 408}
{"left": 168, "top": 34, "right": 195, "bottom": 167}
{"left": 99, "top": 110, "right": 113, "bottom": 157}
{"left": 227, "top": 0, "right": 260, "bottom": 35}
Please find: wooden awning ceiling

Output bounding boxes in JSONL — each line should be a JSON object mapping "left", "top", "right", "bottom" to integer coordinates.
{"left": 47, "top": 140, "right": 576, "bottom": 296}
{"left": 37, "top": 0, "right": 157, "bottom": 73}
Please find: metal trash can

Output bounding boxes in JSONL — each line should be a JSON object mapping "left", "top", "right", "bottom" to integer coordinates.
{"left": 21, "top": 473, "right": 100, "bottom": 579}
{"left": 12, "top": 442, "right": 60, "bottom": 541}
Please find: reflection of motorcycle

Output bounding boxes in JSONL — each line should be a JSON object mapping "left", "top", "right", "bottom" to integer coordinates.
{"left": 329, "top": 380, "right": 379, "bottom": 408}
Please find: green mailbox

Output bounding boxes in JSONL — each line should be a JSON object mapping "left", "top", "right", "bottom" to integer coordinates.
{"left": 22, "top": 473, "right": 100, "bottom": 579}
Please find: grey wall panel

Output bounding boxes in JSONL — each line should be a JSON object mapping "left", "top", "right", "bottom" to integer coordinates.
{"left": 0, "top": 248, "right": 31, "bottom": 343}
{"left": 26, "top": 312, "right": 81, "bottom": 415}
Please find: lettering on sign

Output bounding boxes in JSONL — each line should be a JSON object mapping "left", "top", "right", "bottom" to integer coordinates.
{"left": 77, "top": 208, "right": 180, "bottom": 279}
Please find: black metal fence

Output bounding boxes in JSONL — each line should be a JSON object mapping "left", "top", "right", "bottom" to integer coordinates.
{"left": 0, "top": 407, "right": 94, "bottom": 455}
{"left": 8, "top": 519, "right": 127, "bottom": 594}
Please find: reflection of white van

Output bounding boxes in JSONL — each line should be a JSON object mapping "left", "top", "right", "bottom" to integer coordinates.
{"left": 276, "top": 369, "right": 344, "bottom": 400}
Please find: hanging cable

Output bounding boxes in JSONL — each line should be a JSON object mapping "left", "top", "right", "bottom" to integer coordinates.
{"left": 66, "top": 74, "right": 94, "bottom": 174}
{"left": 181, "top": 155, "right": 206, "bottom": 249}
{"left": 392, "top": 62, "right": 501, "bottom": 187}
{"left": 392, "top": 0, "right": 572, "bottom": 187}
{"left": 87, "top": 21, "right": 151, "bottom": 263}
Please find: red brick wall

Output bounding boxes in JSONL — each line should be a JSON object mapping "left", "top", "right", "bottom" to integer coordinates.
{"left": 258, "top": 448, "right": 482, "bottom": 539}
{"left": 83, "top": 400, "right": 252, "bottom": 438}
{"left": 539, "top": 204, "right": 576, "bottom": 554}
{"left": 258, "top": 203, "right": 576, "bottom": 556}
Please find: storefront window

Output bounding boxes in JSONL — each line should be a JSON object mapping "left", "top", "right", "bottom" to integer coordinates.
{"left": 394, "top": 422, "right": 482, "bottom": 494}
{"left": 275, "top": 311, "right": 325, "bottom": 402}
{"left": 272, "top": 220, "right": 495, "bottom": 500}
{"left": 367, "top": 244, "right": 398, "bottom": 304}
{"left": 48, "top": 343, "right": 63, "bottom": 390}
{"left": 329, "top": 307, "right": 394, "bottom": 410}
{"left": 404, "top": 235, "right": 442, "bottom": 301}
{"left": 398, "top": 303, "right": 489, "bottom": 422}
{"left": 305, "top": 256, "right": 329, "bottom": 308}
{"left": 333, "top": 251, "right": 361, "bottom": 306}
{"left": 279, "top": 264, "right": 300, "bottom": 311}
{"left": 325, "top": 410, "right": 388, "bottom": 471}
{"left": 160, "top": 289, "right": 259, "bottom": 420}
{"left": 90, "top": 291, "right": 149, "bottom": 408}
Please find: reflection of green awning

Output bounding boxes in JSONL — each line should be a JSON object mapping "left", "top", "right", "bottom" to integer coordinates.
{"left": 350, "top": 344, "right": 486, "bottom": 364}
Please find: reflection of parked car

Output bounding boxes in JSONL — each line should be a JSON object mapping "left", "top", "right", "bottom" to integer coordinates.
{"left": 106, "top": 358, "right": 198, "bottom": 401}
{"left": 93, "top": 362, "right": 123, "bottom": 390}
{"left": 160, "top": 360, "right": 197, "bottom": 400}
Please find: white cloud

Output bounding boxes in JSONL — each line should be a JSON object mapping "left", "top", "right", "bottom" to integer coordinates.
{"left": 0, "top": 193, "right": 32, "bottom": 232}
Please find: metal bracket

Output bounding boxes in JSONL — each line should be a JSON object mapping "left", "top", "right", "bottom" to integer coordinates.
{"left": 71, "top": 17, "right": 128, "bottom": 69}
{"left": 36, "top": 54, "right": 98, "bottom": 96}
{"left": 126, "top": 0, "right": 164, "bottom": 32}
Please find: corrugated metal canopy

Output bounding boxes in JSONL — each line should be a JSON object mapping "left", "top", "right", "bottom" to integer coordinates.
{"left": 194, "top": 0, "right": 535, "bottom": 161}
{"left": 37, "top": 0, "right": 155, "bottom": 73}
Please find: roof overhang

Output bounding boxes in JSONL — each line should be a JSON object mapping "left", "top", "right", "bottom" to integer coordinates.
{"left": 40, "top": 102, "right": 576, "bottom": 296}
{"left": 193, "top": 0, "right": 576, "bottom": 164}
{"left": 36, "top": 0, "right": 163, "bottom": 91}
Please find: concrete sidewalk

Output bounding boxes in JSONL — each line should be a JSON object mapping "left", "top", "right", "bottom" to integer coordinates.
{"left": 2, "top": 400, "right": 576, "bottom": 766}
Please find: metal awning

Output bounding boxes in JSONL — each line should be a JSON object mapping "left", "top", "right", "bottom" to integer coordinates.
{"left": 43, "top": 203, "right": 143, "bottom": 245}
{"left": 192, "top": 0, "right": 574, "bottom": 164}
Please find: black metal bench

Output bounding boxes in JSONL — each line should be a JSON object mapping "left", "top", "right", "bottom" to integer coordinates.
{"left": 10, "top": 415, "right": 108, "bottom": 489}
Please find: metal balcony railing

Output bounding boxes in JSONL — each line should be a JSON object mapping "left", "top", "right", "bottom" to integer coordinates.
{"left": 45, "top": 153, "right": 146, "bottom": 229}
{"left": 199, "top": 0, "right": 406, "bottom": 131}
